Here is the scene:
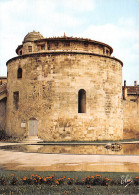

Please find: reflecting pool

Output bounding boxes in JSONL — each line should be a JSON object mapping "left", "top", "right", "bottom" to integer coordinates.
{"left": 0, "top": 143, "right": 139, "bottom": 155}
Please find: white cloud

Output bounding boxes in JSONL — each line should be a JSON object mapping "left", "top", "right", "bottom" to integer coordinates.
{"left": 0, "top": 0, "right": 87, "bottom": 37}
{"left": 118, "top": 17, "right": 136, "bottom": 27}
{"left": 79, "top": 21, "right": 139, "bottom": 46}
{"left": 76, "top": 18, "right": 139, "bottom": 85}
{"left": 0, "top": 0, "right": 138, "bottom": 85}
{"left": 0, "top": 0, "right": 90, "bottom": 76}
{"left": 60, "top": 0, "right": 95, "bottom": 12}
{"left": 133, "top": 43, "right": 139, "bottom": 50}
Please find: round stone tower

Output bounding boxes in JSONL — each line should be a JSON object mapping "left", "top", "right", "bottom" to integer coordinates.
{"left": 6, "top": 31, "right": 123, "bottom": 141}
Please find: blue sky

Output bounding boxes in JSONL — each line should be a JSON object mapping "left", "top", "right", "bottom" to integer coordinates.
{"left": 0, "top": 0, "right": 139, "bottom": 85}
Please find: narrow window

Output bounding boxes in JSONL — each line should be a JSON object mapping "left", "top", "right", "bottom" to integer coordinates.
{"left": 28, "top": 46, "right": 32, "bottom": 52}
{"left": 17, "top": 68, "right": 22, "bottom": 79}
{"left": 103, "top": 48, "right": 105, "bottom": 55}
{"left": 78, "top": 89, "right": 86, "bottom": 113}
{"left": 47, "top": 44, "right": 50, "bottom": 50}
{"left": 106, "top": 49, "right": 109, "bottom": 55}
{"left": 19, "top": 50, "right": 22, "bottom": 55}
{"left": 84, "top": 42, "right": 88, "bottom": 51}
{"left": 13, "top": 91, "right": 19, "bottom": 110}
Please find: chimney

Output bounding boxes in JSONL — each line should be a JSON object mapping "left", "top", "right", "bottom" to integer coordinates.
{"left": 64, "top": 32, "right": 66, "bottom": 37}
{"left": 124, "top": 80, "right": 126, "bottom": 88}
{"left": 123, "top": 80, "right": 127, "bottom": 100}
{"left": 134, "top": 81, "right": 137, "bottom": 86}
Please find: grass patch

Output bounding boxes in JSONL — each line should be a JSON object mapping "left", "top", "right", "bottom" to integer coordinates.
{"left": 0, "top": 170, "right": 139, "bottom": 194}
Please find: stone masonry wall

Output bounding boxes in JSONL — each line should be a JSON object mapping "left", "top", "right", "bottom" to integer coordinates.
{"left": 123, "top": 98, "right": 139, "bottom": 138}
{"left": 0, "top": 98, "right": 6, "bottom": 131}
{"left": 18, "top": 40, "right": 111, "bottom": 56}
{"left": 6, "top": 51, "right": 123, "bottom": 141}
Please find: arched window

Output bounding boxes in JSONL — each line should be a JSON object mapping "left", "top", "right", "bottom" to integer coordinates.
{"left": 78, "top": 89, "right": 86, "bottom": 113}
{"left": 17, "top": 68, "right": 22, "bottom": 79}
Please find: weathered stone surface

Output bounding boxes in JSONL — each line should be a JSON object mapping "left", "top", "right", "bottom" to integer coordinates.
{"left": 123, "top": 97, "right": 139, "bottom": 138}
{"left": 122, "top": 82, "right": 139, "bottom": 138}
{"left": 0, "top": 98, "right": 6, "bottom": 131}
{"left": 5, "top": 32, "right": 123, "bottom": 141}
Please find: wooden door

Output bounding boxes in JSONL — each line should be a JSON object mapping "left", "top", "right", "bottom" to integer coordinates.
{"left": 29, "top": 119, "right": 37, "bottom": 136}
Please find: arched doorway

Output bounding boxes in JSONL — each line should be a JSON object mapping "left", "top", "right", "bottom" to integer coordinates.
{"left": 28, "top": 118, "right": 37, "bottom": 136}
{"left": 78, "top": 89, "right": 86, "bottom": 113}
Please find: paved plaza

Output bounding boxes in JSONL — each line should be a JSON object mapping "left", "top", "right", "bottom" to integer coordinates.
{"left": 0, "top": 142, "right": 139, "bottom": 172}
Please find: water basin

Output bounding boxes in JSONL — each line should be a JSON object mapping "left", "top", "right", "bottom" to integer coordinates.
{"left": 0, "top": 143, "right": 139, "bottom": 155}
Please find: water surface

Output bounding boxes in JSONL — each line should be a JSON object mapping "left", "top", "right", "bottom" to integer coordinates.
{"left": 0, "top": 143, "right": 139, "bottom": 155}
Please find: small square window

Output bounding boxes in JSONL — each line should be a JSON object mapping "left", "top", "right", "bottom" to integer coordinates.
{"left": 28, "top": 46, "right": 32, "bottom": 52}
{"left": 55, "top": 42, "right": 59, "bottom": 47}
{"left": 84, "top": 42, "right": 88, "bottom": 47}
{"left": 64, "top": 41, "right": 70, "bottom": 47}
{"left": 41, "top": 45, "right": 45, "bottom": 50}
